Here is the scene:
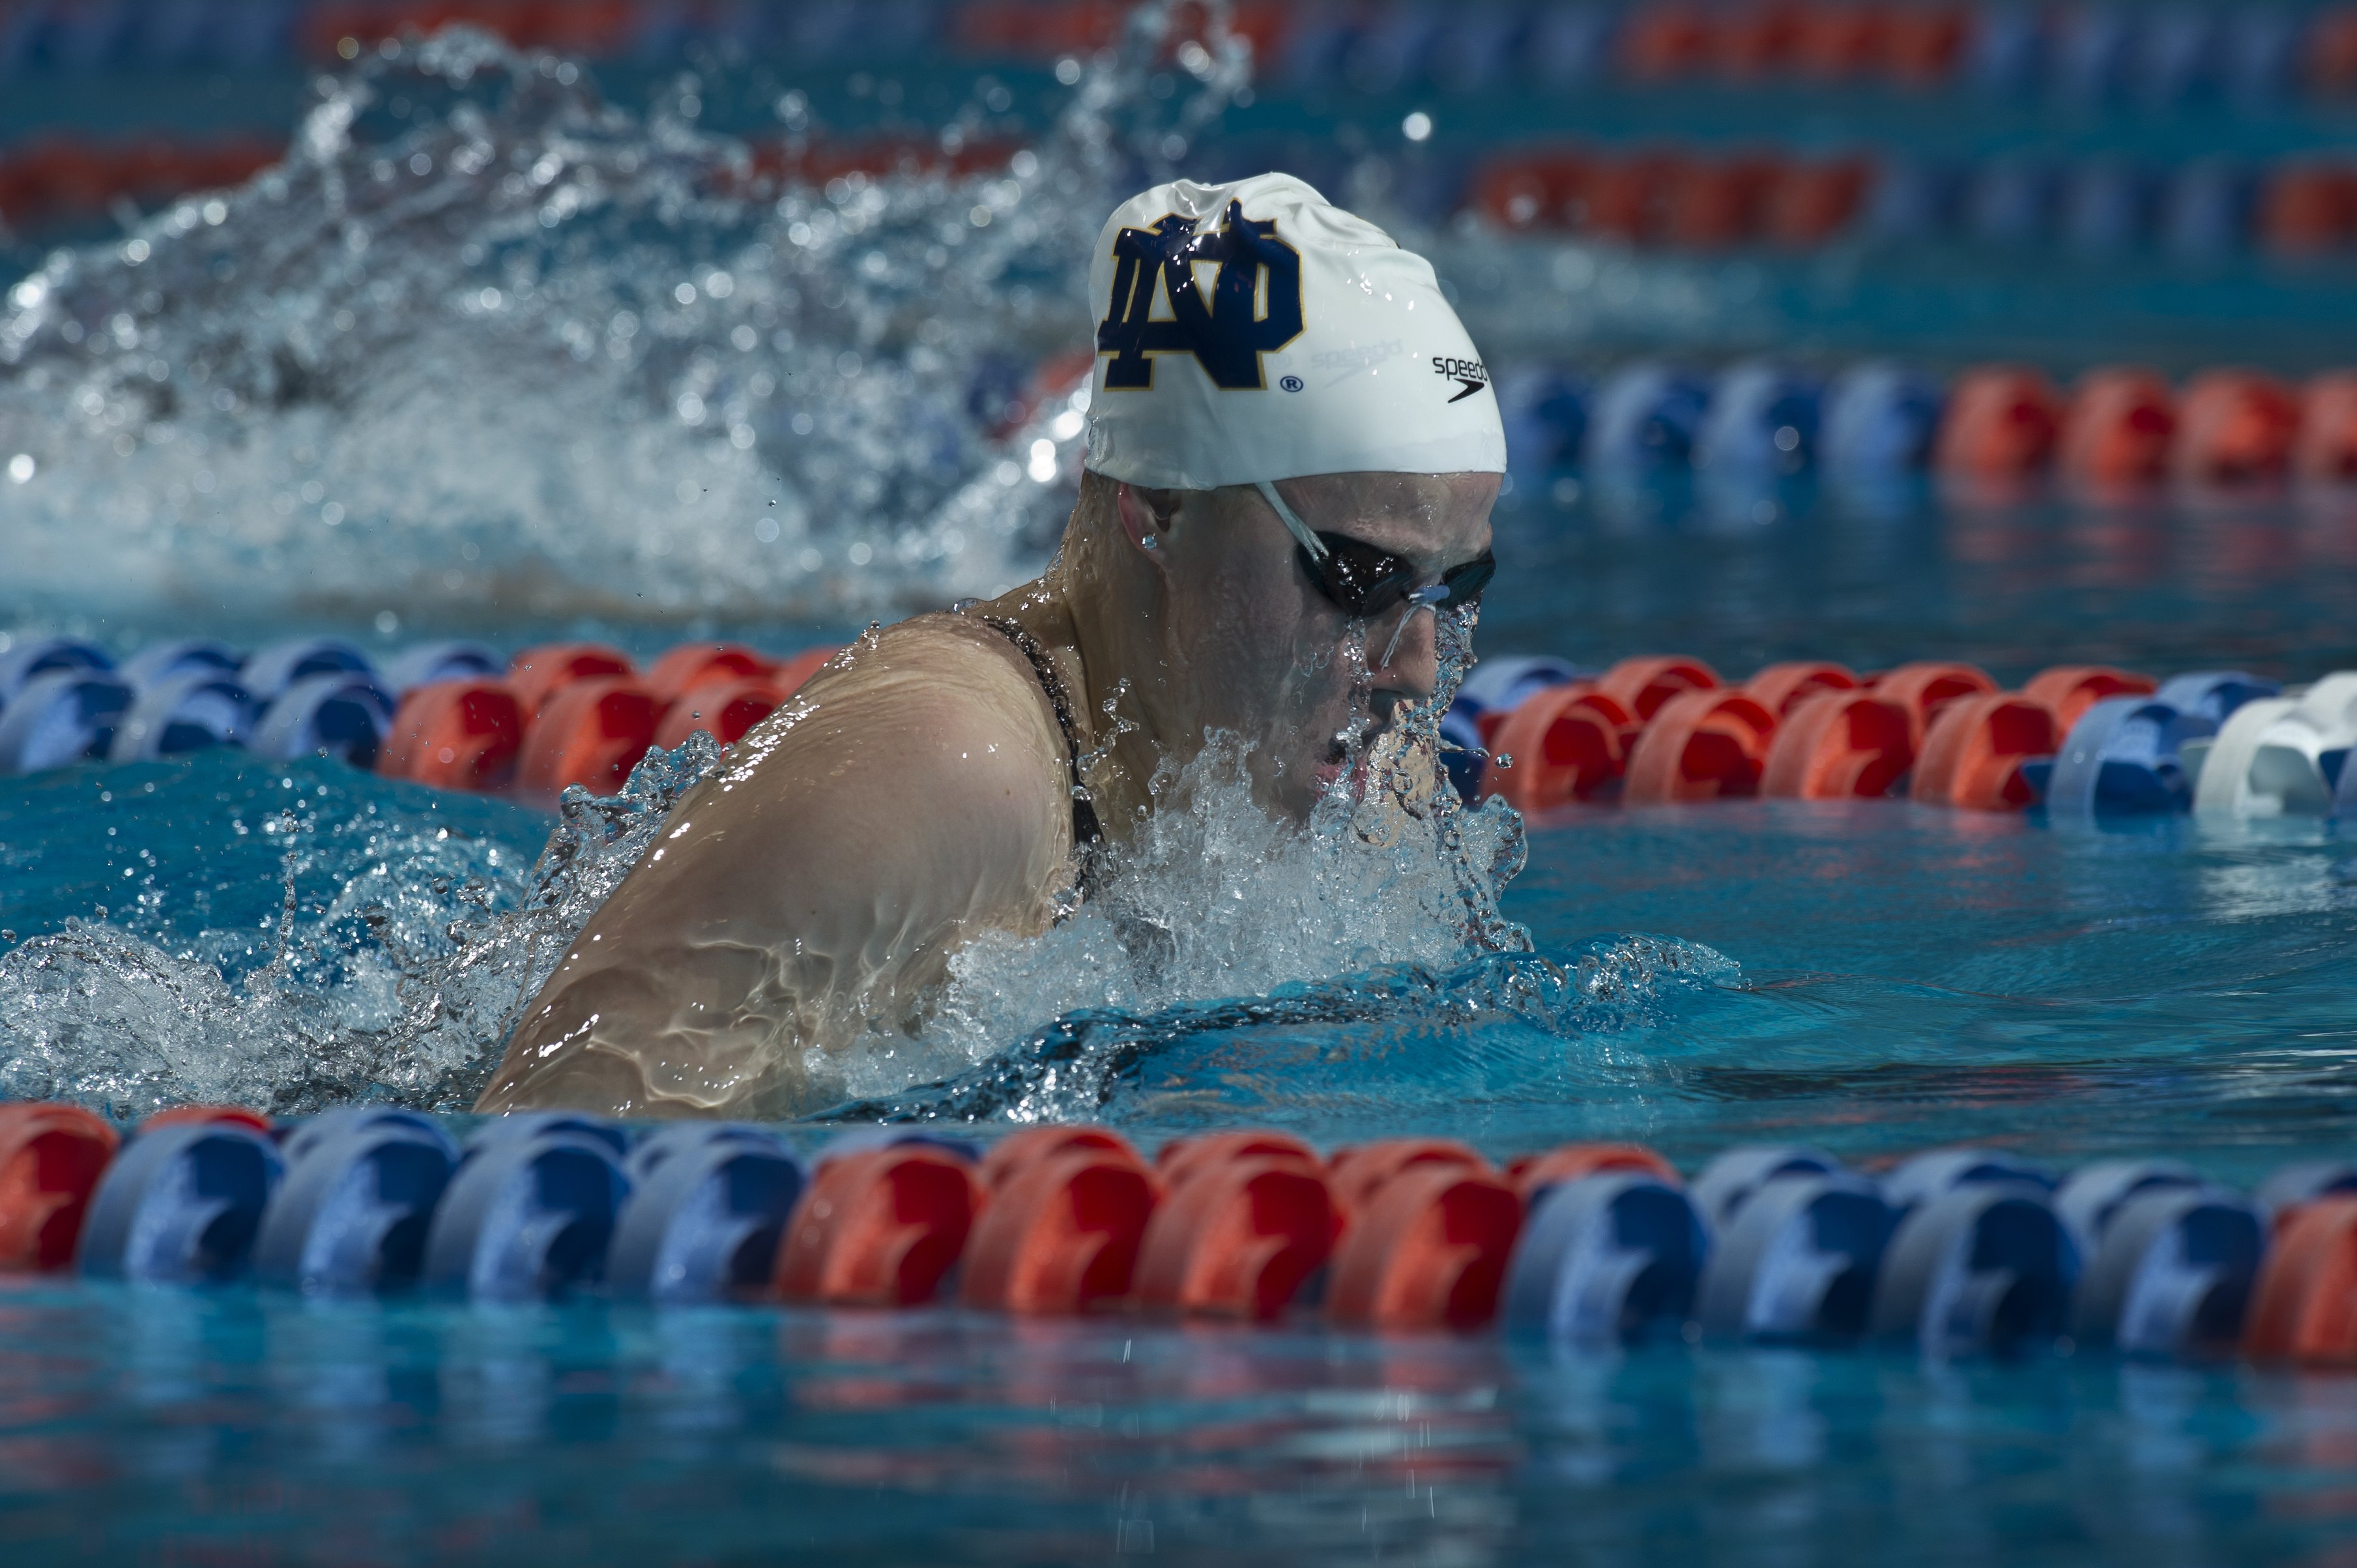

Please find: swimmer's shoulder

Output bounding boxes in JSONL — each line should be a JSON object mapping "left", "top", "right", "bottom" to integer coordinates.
{"left": 794, "top": 612, "right": 1063, "bottom": 746}
{"left": 711, "top": 611, "right": 1068, "bottom": 829}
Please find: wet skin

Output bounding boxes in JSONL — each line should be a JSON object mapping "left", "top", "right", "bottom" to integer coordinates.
{"left": 477, "top": 469, "right": 1499, "bottom": 1117}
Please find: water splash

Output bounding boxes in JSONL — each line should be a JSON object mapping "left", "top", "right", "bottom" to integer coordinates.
{"left": 0, "top": 5, "right": 1251, "bottom": 632}
{"left": 828, "top": 935, "right": 1742, "bottom": 1125}
{"left": 0, "top": 2, "right": 1705, "bottom": 1127}
{"left": 812, "top": 608, "right": 1579, "bottom": 1119}
{"left": 0, "top": 739, "right": 709, "bottom": 1116}
{"left": 0, "top": 594, "right": 1625, "bottom": 1125}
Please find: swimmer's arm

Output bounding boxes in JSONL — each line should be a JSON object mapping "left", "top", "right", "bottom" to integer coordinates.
{"left": 478, "top": 646, "right": 1071, "bottom": 1115}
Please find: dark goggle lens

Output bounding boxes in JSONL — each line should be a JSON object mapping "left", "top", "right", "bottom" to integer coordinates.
{"left": 1298, "top": 536, "right": 1496, "bottom": 617}
{"left": 1308, "top": 535, "right": 1414, "bottom": 615}
{"left": 1436, "top": 551, "right": 1496, "bottom": 609}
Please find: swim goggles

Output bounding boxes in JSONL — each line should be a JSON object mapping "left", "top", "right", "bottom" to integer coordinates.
{"left": 1254, "top": 481, "right": 1496, "bottom": 620}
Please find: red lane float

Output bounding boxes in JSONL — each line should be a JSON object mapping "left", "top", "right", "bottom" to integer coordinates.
{"left": 1154, "top": 1130, "right": 1321, "bottom": 1191}
{"left": 1909, "top": 691, "right": 2059, "bottom": 811}
{"left": 1133, "top": 1150, "right": 1336, "bottom": 1321}
{"left": 1885, "top": 6, "right": 1973, "bottom": 85}
{"left": 1869, "top": 661, "right": 1997, "bottom": 747}
{"left": 507, "top": 643, "right": 635, "bottom": 718}
{"left": 1326, "top": 1138, "right": 1488, "bottom": 1217}
{"left": 1743, "top": 660, "right": 1858, "bottom": 718}
{"left": 961, "top": 1144, "right": 1161, "bottom": 1316}
{"left": 517, "top": 676, "right": 659, "bottom": 796}
{"left": 1484, "top": 684, "right": 1636, "bottom": 810}
{"left": 377, "top": 678, "right": 524, "bottom": 791}
{"left": 2261, "top": 163, "right": 2357, "bottom": 257}
{"left": 1607, "top": 0, "right": 1970, "bottom": 88}
{"left": 1580, "top": 151, "right": 1688, "bottom": 243}
{"left": 2020, "top": 665, "right": 2156, "bottom": 731}
{"left": 2175, "top": 371, "right": 2302, "bottom": 487}
{"left": 1765, "top": 156, "right": 1872, "bottom": 248}
{"left": 2246, "top": 1196, "right": 2357, "bottom": 1363}
{"left": 1935, "top": 367, "right": 2063, "bottom": 480}
{"left": 979, "top": 1125, "right": 1146, "bottom": 1192}
{"left": 1760, "top": 690, "right": 1915, "bottom": 800}
{"left": 141, "top": 1105, "right": 274, "bottom": 1133}
{"left": 1468, "top": 152, "right": 1588, "bottom": 231}
{"left": 1326, "top": 1162, "right": 1523, "bottom": 1332}
{"left": 0, "top": 135, "right": 281, "bottom": 233}
{"left": 1505, "top": 1142, "right": 1680, "bottom": 1201}
{"left": 775, "top": 1144, "right": 983, "bottom": 1308}
{"left": 1623, "top": 688, "right": 1777, "bottom": 804}
{"left": 1595, "top": 656, "right": 1720, "bottom": 723}
{"left": 1794, "top": 5, "right": 1888, "bottom": 79}
{"left": 298, "top": 1, "right": 643, "bottom": 61}
{"left": 0, "top": 1103, "right": 119, "bottom": 1272}
{"left": 643, "top": 642, "right": 773, "bottom": 705}
{"left": 650, "top": 678, "right": 785, "bottom": 750}
{"left": 1618, "top": 4, "right": 1716, "bottom": 80}
{"left": 2298, "top": 372, "right": 2357, "bottom": 485}
{"left": 2060, "top": 368, "right": 2177, "bottom": 490}
{"left": 1664, "top": 153, "right": 1783, "bottom": 250}
{"left": 1717, "top": 5, "right": 1808, "bottom": 81}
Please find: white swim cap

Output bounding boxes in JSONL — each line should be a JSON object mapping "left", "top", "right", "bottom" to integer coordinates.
{"left": 1081, "top": 172, "right": 1506, "bottom": 491}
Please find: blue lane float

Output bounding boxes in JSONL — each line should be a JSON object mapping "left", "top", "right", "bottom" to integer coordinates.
{"left": 253, "top": 672, "right": 395, "bottom": 766}
{"left": 2253, "top": 1159, "right": 2357, "bottom": 1221}
{"left": 2070, "top": 1183, "right": 2264, "bottom": 1358}
{"left": 422, "top": 1118, "right": 633, "bottom": 1301}
{"left": 2156, "top": 671, "right": 2281, "bottom": 727}
{"left": 253, "top": 1109, "right": 458, "bottom": 1296}
{"left": 15, "top": 1101, "right": 2357, "bottom": 1365}
{"left": 1693, "top": 362, "right": 1820, "bottom": 479}
{"left": 240, "top": 637, "right": 375, "bottom": 703}
{"left": 1500, "top": 1170, "right": 1707, "bottom": 1346}
{"left": 1583, "top": 361, "right": 1711, "bottom": 477}
{"left": 1870, "top": 1182, "right": 2079, "bottom": 1359}
{"left": 1689, "top": 1144, "right": 1843, "bottom": 1234}
{"left": 78, "top": 1120, "right": 284, "bottom": 1285}
{"left": 1819, "top": 362, "right": 1947, "bottom": 482}
{"left": 0, "top": 637, "right": 111, "bottom": 701}
{"left": 107, "top": 668, "right": 257, "bottom": 763}
{"left": 1496, "top": 365, "right": 1589, "bottom": 481}
{"left": 380, "top": 640, "right": 500, "bottom": 694}
{"left": 1696, "top": 1170, "right": 1896, "bottom": 1345}
{"left": 1881, "top": 1146, "right": 2057, "bottom": 1213}
{"left": 0, "top": 670, "right": 134, "bottom": 776}
{"left": 2043, "top": 696, "right": 2219, "bottom": 817}
{"left": 120, "top": 639, "right": 241, "bottom": 690}
{"left": 2160, "top": 159, "right": 2255, "bottom": 261}
{"left": 2054, "top": 1158, "right": 2203, "bottom": 1258}
{"left": 608, "top": 1124, "right": 808, "bottom": 1304}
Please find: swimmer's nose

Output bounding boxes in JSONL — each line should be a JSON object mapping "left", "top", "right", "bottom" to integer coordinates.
{"left": 1368, "top": 603, "right": 1440, "bottom": 719}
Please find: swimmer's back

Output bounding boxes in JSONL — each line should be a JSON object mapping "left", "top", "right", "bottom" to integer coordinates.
{"left": 477, "top": 611, "right": 1078, "bottom": 1117}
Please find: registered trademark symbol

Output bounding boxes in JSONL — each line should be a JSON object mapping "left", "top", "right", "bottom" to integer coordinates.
{"left": 1279, "top": 375, "right": 1304, "bottom": 392}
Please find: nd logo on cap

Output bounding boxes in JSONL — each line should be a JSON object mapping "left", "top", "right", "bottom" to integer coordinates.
{"left": 1095, "top": 200, "right": 1305, "bottom": 392}
{"left": 1080, "top": 173, "right": 1505, "bottom": 489}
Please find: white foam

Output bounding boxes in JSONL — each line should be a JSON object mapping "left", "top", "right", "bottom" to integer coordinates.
{"left": 0, "top": 8, "right": 1249, "bottom": 632}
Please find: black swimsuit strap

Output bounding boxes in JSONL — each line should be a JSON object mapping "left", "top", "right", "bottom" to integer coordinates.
{"left": 978, "top": 615, "right": 1106, "bottom": 865}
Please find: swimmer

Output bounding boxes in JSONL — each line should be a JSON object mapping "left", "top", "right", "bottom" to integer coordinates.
{"left": 478, "top": 173, "right": 1507, "bottom": 1117}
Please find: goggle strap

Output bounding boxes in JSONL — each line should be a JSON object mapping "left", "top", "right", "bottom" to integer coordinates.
{"left": 1380, "top": 601, "right": 1430, "bottom": 667}
{"left": 1255, "top": 480, "right": 1329, "bottom": 560}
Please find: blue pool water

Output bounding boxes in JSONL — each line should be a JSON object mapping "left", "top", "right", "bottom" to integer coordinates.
{"left": 7, "top": 707, "right": 2357, "bottom": 1561}
{"left": 11, "top": 8, "right": 2357, "bottom": 1563}
{"left": 8, "top": 1284, "right": 2357, "bottom": 1565}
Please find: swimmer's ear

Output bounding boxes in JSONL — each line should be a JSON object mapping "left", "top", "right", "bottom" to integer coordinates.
{"left": 1115, "top": 483, "right": 1181, "bottom": 560}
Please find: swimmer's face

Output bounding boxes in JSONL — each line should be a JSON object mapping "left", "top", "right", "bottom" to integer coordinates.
{"left": 1135, "top": 470, "right": 1498, "bottom": 821}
